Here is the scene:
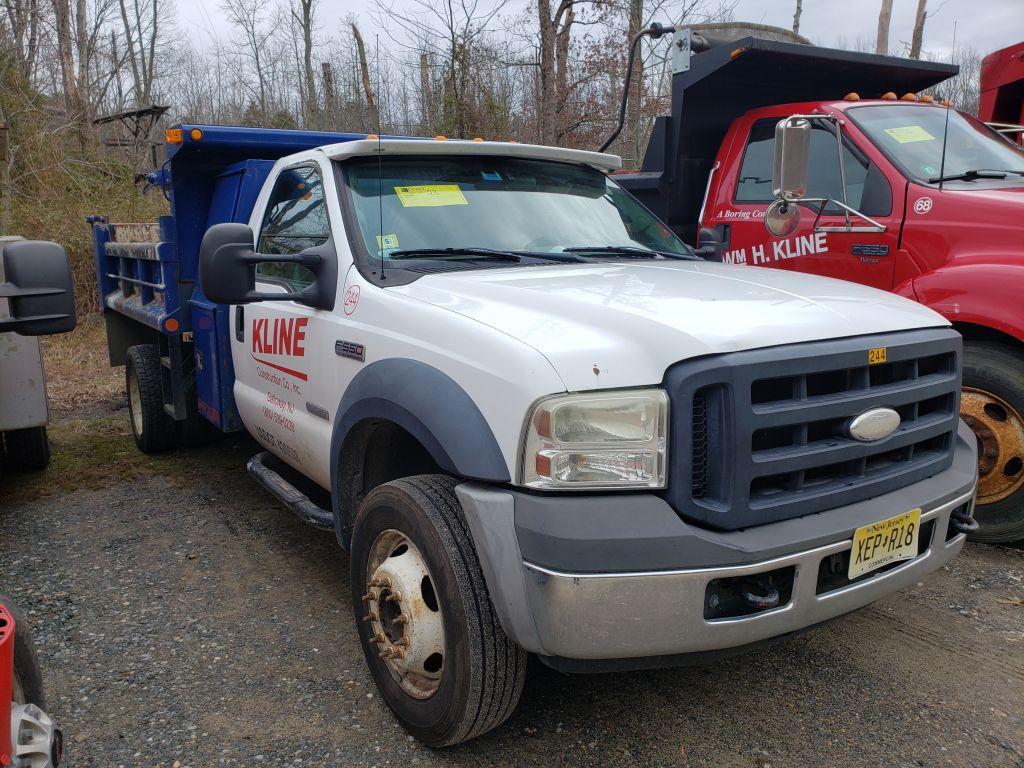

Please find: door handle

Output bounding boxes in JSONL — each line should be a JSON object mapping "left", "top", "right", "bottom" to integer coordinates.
{"left": 235, "top": 306, "right": 244, "bottom": 342}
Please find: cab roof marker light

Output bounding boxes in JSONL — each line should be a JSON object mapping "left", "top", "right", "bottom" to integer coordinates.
{"left": 843, "top": 92, "right": 860, "bottom": 101}
{"left": 901, "top": 92, "right": 918, "bottom": 101}
{"left": 366, "top": 134, "right": 379, "bottom": 140}
{"left": 435, "top": 135, "right": 447, "bottom": 141}
{"left": 189, "top": 128, "right": 203, "bottom": 141}
{"left": 919, "top": 94, "right": 935, "bottom": 103}
{"left": 881, "top": 92, "right": 897, "bottom": 100}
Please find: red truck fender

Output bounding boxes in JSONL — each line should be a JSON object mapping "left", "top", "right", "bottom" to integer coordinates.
{"left": 909, "top": 263, "right": 1024, "bottom": 343}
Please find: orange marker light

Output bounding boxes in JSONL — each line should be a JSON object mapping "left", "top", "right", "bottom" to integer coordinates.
{"left": 165, "top": 318, "right": 180, "bottom": 333}
{"left": 918, "top": 94, "right": 935, "bottom": 103}
{"left": 166, "top": 128, "right": 183, "bottom": 144}
{"left": 881, "top": 92, "right": 897, "bottom": 100}
{"left": 365, "top": 134, "right": 379, "bottom": 140}
{"left": 844, "top": 92, "right": 861, "bottom": 101}
{"left": 507, "top": 140, "right": 518, "bottom": 144}
{"left": 730, "top": 47, "right": 746, "bottom": 58}
{"left": 901, "top": 92, "right": 917, "bottom": 101}
{"left": 472, "top": 137, "right": 483, "bottom": 142}
{"left": 434, "top": 135, "right": 447, "bottom": 141}
{"left": 189, "top": 128, "right": 203, "bottom": 141}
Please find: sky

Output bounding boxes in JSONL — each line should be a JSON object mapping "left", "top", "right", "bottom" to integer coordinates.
{"left": 174, "top": 0, "right": 1023, "bottom": 61}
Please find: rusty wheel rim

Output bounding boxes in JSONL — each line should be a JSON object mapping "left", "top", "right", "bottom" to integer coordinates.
{"left": 362, "top": 530, "right": 445, "bottom": 700}
{"left": 961, "top": 387, "right": 1024, "bottom": 504}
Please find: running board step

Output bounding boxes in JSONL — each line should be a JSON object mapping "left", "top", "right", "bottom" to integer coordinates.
{"left": 246, "top": 451, "right": 334, "bottom": 530}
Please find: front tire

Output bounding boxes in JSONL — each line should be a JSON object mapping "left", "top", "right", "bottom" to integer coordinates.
{"left": 3, "top": 427, "right": 50, "bottom": 472}
{"left": 350, "top": 475, "right": 526, "bottom": 746}
{"left": 125, "top": 345, "right": 176, "bottom": 455}
{"left": 961, "top": 341, "right": 1024, "bottom": 542}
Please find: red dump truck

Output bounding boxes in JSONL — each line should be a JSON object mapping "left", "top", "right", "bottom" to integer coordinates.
{"left": 619, "top": 28, "right": 1024, "bottom": 542}
{"left": 980, "top": 40, "right": 1024, "bottom": 145}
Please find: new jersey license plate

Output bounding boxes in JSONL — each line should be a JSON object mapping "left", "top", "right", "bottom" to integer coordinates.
{"left": 849, "top": 509, "right": 921, "bottom": 579}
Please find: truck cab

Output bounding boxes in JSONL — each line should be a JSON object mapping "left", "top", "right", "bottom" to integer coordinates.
{"left": 619, "top": 31, "right": 1024, "bottom": 542}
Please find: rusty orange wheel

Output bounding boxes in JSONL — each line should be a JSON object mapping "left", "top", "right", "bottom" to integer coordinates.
{"left": 961, "top": 387, "right": 1024, "bottom": 504}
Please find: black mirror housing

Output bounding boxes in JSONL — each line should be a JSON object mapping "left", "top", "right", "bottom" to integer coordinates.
{"left": 0, "top": 240, "right": 77, "bottom": 336}
{"left": 694, "top": 227, "right": 724, "bottom": 262}
{"left": 199, "top": 223, "right": 258, "bottom": 305}
{"left": 199, "top": 223, "right": 337, "bottom": 311}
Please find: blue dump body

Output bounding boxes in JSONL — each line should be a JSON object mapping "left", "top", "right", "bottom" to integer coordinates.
{"left": 90, "top": 124, "right": 370, "bottom": 431}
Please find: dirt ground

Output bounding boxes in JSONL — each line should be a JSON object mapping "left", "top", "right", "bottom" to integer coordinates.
{"left": 1, "top": 389, "right": 1023, "bottom": 767}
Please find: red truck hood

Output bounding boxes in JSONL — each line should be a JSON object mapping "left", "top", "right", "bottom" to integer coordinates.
{"left": 904, "top": 182, "right": 1024, "bottom": 271}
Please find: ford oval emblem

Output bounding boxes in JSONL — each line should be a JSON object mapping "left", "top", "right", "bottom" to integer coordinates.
{"left": 848, "top": 407, "right": 901, "bottom": 442}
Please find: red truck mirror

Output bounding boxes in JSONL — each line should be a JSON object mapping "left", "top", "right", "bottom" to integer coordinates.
{"left": 0, "top": 240, "right": 77, "bottom": 337}
{"left": 772, "top": 117, "right": 811, "bottom": 202}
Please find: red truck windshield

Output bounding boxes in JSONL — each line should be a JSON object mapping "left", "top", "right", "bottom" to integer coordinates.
{"left": 849, "top": 104, "right": 1024, "bottom": 185}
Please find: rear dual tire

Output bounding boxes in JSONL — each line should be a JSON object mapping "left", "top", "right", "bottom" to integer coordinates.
{"left": 350, "top": 475, "right": 526, "bottom": 746}
{"left": 126, "top": 345, "right": 176, "bottom": 454}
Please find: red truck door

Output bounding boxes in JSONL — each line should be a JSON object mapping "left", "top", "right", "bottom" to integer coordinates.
{"left": 706, "top": 112, "right": 904, "bottom": 291}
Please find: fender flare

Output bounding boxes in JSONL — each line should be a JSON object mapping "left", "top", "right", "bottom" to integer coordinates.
{"left": 330, "top": 358, "right": 511, "bottom": 545}
{"left": 910, "top": 264, "right": 1024, "bottom": 343}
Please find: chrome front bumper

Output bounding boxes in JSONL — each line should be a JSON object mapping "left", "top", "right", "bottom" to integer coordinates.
{"left": 519, "top": 489, "right": 974, "bottom": 660}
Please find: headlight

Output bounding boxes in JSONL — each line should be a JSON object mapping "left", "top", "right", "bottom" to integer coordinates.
{"left": 520, "top": 389, "right": 669, "bottom": 489}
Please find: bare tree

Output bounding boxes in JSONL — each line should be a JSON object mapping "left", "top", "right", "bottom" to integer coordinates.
{"left": 792, "top": 0, "right": 802, "bottom": 36}
{"left": 352, "top": 23, "right": 380, "bottom": 130}
{"left": 116, "top": 0, "right": 159, "bottom": 105}
{"left": 875, "top": 0, "right": 893, "bottom": 55}
{"left": 221, "top": 0, "right": 272, "bottom": 118}
{"left": 909, "top": 0, "right": 927, "bottom": 59}
{"left": 537, "top": 0, "right": 572, "bottom": 144}
{"left": 2, "top": 0, "right": 41, "bottom": 78}
{"left": 291, "top": 0, "right": 316, "bottom": 119}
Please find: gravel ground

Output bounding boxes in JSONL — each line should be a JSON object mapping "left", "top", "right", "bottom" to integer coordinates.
{"left": 1, "top": 406, "right": 1022, "bottom": 768}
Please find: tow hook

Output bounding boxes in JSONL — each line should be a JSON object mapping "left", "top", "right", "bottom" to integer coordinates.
{"left": 738, "top": 577, "right": 780, "bottom": 610}
{"left": 949, "top": 508, "right": 980, "bottom": 535}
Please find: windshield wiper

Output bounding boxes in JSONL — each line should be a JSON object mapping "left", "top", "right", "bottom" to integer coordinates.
{"left": 928, "top": 168, "right": 1022, "bottom": 183}
{"left": 563, "top": 245, "right": 697, "bottom": 261}
{"left": 388, "top": 247, "right": 522, "bottom": 262}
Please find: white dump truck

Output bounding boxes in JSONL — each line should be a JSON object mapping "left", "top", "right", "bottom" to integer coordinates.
{"left": 92, "top": 126, "right": 979, "bottom": 746}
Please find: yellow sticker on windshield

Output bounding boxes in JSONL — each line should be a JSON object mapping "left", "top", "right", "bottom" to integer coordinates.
{"left": 884, "top": 125, "right": 936, "bottom": 144}
{"left": 394, "top": 184, "right": 468, "bottom": 207}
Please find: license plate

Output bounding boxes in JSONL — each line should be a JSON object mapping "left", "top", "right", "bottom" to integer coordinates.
{"left": 849, "top": 508, "right": 921, "bottom": 579}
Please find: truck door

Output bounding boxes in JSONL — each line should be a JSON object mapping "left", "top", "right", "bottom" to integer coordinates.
{"left": 231, "top": 160, "right": 340, "bottom": 489}
{"left": 708, "top": 115, "right": 903, "bottom": 290}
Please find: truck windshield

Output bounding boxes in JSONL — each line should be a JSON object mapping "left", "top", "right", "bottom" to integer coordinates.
{"left": 340, "top": 155, "right": 690, "bottom": 266}
{"left": 849, "top": 104, "right": 1024, "bottom": 185}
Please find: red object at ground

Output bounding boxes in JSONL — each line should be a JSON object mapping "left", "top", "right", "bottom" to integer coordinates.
{"left": 0, "top": 604, "right": 15, "bottom": 765}
{"left": 980, "top": 41, "right": 1024, "bottom": 144}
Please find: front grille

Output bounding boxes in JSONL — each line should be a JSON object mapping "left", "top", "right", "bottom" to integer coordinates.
{"left": 662, "top": 328, "right": 962, "bottom": 530}
{"left": 691, "top": 389, "right": 709, "bottom": 499}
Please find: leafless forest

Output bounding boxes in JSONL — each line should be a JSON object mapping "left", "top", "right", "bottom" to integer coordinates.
{"left": 0, "top": 0, "right": 984, "bottom": 308}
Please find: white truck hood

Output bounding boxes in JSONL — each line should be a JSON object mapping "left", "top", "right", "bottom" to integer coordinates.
{"left": 392, "top": 261, "right": 949, "bottom": 391}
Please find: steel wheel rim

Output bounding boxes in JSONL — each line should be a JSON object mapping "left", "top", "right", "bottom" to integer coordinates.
{"left": 128, "top": 370, "right": 143, "bottom": 436}
{"left": 962, "top": 386, "right": 1024, "bottom": 503}
{"left": 363, "top": 529, "right": 445, "bottom": 700}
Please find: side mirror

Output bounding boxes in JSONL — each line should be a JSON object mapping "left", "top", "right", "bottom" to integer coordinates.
{"left": 198, "top": 223, "right": 337, "bottom": 310}
{"left": 0, "top": 240, "right": 77, "bottom": 336}
{"left": 693, "top": 227, "right": 723, "bottom": 261}
{"left": 764, "top": 199, "right": 801, "bottom": 238}
{"left": 772, "top": 117, "right": 811, "bottom": 202}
